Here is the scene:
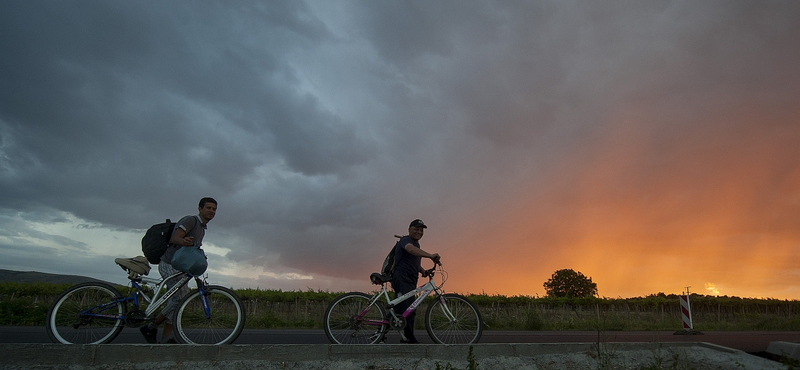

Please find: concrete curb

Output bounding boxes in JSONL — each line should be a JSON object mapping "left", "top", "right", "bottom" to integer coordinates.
{"left": 0, "top": 343, "right": 785, "bottom": 370}
{"left": 767, "top": 341, "right": 800, "bottom": 361}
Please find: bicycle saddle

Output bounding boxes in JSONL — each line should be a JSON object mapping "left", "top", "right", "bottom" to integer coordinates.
{"left": 115, "top": 256, "right": 151, "bottom": 276}
{"left": 370, "top": 272, "right": 391, "bottom": 285}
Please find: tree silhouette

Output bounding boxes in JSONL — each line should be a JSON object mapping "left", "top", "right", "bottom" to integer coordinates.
{"left": 543, "top": 269, "right": 598, "bottom": 298}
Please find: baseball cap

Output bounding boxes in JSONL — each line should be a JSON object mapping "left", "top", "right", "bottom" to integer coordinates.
{"left": 409, "top": 219, "right": 428, "bottom": 229}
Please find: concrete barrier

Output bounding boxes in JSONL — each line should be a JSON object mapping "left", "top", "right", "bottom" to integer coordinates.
{"left": 767, "top": 341, "right": 800, "bottom": 361}
{"left": 0, "top": 343, "right": 785, "bottom": 370}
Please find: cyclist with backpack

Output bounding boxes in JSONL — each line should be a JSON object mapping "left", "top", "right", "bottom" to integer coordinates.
{"left": 391, "top": 219, "right": 441, "bottom": 344}
{"left": 140, "top": 197, "right": 217, "bottom": 344}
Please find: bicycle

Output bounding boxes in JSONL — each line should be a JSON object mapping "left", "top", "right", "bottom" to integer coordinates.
{"left": 323, "top": 263, "right": 482, "bottom": 344}
{"left": 46, "top": 256, "right": 245, "bottom": 345}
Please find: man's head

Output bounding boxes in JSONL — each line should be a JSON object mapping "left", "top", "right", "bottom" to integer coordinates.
{"left": 198, "top": 197, "right": 217, "bottom": 224}
{"left": 408, "top": 219, "right": 427, "bottom": 240}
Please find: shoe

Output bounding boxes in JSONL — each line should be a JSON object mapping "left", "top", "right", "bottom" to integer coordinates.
{"left": 400, "top": 337, "right": 420, "bottom": 344}
{"left": 161, "top": 337, "right": 177, "bottom": 344}
{"left": 139, "top": 326, "right": 157, "bottom": 344}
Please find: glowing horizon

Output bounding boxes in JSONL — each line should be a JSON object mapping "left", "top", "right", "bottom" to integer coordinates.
{"left": 423, "top": 109, "right": 800, "bottom": 301}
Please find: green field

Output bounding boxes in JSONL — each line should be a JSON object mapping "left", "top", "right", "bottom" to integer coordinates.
{"left": 3, "top": 282, "right": 799, "bottom": 331}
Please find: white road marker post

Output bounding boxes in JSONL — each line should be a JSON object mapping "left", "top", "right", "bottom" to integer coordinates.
{"left": 674, "top": 286, "right": 702, "bottom": 335}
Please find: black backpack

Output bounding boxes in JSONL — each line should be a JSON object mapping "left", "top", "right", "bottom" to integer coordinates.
{"left": 141, "top": 219, "right": 176, "bottom": 264}
{"left": 380, "top": 242, "right": 397, "bottom": 277}
{"left": 370, "top": 236, "right": 404, "bottom": 285}
{"left": 380, "top": 235, "right": 406, "bottom": 276}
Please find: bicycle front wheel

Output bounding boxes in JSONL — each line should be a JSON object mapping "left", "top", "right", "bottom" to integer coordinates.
{"left": 324, "top": 292, "right": 387, "bottom": 344}
{"left": 173, "top": 285, "right": 245, "bottom": 344}
{"left": 425, "top": 293, "right": 482, "bottom": 344}
{"left": 46, "top": 282, "right": 126, "bottom": 344}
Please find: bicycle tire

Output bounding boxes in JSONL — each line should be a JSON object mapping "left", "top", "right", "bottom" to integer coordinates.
{"left": 173, "top": 285, "right": 245, "bottom": 344}
{"left": 425, "top": 293, "right": 482, "bottom": 344}
{"left": 46, "top": 282, "right": 126, "bottom": 344}
{"left": 323, "top": 292, "right": 387, "bottom": 344}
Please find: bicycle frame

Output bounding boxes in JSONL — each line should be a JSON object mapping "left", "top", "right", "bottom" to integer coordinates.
{"left": 383, "top": 280, "right": 436, "bottom": 319}
{"left": 78, "top": 272, "right": 203, "bottom": 322}
{"left": 359, "top": 273, "right": 457, "bottom": 328}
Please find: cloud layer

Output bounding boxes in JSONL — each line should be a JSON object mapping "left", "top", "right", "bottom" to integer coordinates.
{"left": 1, "top": 1, "right": 799, "bottom": 298}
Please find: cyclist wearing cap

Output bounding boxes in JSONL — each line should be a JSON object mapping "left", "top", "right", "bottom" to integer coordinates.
{"left": 391, "top": 219, "right": 441, "bottom": 344}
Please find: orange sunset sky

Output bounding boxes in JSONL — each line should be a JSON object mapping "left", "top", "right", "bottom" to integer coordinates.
{"left": 425, "top": 104, "right": 800, "bottom": 299}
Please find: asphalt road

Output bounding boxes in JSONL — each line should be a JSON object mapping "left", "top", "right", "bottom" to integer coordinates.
{"left": 4, "top": 327, "right": 799, "bottom": 353}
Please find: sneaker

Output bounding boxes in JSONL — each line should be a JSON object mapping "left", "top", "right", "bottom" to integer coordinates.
{"left": 139, "top": 326, "right": 157, "bottom": 344}
{"left": 400, "top": 337, "right": 420, "bottom": 344}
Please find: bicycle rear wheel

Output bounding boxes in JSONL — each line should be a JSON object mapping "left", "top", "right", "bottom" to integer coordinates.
{"left": 324, "top": 292, "right": 387, "bottom": 344}
{"left": 425, "top": 293, "right": 482, "bottom": 344}
{"left": 46, "top": 282, "right": 126, "bottom": 344}
{"left": 173, "top": 285, "right": 245, "bottom": 344}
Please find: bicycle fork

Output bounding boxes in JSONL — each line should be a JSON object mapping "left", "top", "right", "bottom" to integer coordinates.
{"left": 433, "top": 293, "right": 459, "bottom": 324}
{"left": 196, "top": 278, "right": 213, "bottom": 319}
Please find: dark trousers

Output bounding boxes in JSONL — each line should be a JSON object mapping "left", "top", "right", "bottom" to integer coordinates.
{"left": 391, "top": 276, "right": 418, "bottom": 341}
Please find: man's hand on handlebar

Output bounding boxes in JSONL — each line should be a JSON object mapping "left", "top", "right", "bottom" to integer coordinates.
{"left": 421, "top": 253, "right": 441, "bottom": 277}
{"left": 421, "top": 260, "right": 441, "bottom": 277}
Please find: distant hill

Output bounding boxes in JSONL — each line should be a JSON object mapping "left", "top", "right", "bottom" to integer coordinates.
{"left": 0, "top": 269, "right": 108, "bottom": 285}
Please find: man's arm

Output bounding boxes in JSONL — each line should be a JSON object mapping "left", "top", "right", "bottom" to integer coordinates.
{"left": 169, "top": 227, "right": 194, "bottom": 246}
{"left": 404, "top": 243, "right": 441, "bottom": 265}
{"left": 170, "top": 216, "right": 198, "bottom": 246}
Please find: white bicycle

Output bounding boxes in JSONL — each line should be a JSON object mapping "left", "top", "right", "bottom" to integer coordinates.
{"left": 323, "top": 263, "right": 482, "bottom": 344}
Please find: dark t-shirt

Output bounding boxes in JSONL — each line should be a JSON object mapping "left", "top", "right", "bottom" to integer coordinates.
{"left": 392, "top": 236, "right": 421, "bottom": 282}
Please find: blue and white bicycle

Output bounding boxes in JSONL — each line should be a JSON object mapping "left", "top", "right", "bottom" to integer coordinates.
{"left": 46, "top": 256, "right": 245, "bottom": 345}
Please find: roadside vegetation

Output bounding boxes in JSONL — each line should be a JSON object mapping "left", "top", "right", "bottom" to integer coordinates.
{"left": 2, "top": 281, "right": 799, "bottom": 331}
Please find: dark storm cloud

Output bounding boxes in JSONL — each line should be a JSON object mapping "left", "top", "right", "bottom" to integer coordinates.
{"left": 0, "top": 1, "right": 395, "bottom": 289}
{"left": 0, "top": 1, "right": 373, "bottom": 224}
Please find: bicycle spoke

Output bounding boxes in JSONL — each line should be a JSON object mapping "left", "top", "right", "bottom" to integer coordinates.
{"left": 425, "top": 294, "right": 482, "bottom": 344}
{"left": 174, "top": 286, "right": 245, "bottom": 345}
{"left": 324, "top": 293, "right": 386, "bottom": 344}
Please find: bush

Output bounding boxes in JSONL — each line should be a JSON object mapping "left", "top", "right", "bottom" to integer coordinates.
{"left": 0, "top": 298, "right": 49, "bottom": 325}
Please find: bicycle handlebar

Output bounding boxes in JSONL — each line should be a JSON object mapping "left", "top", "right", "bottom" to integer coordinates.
{"left": 422, "top": 262, "right": 441, "bottom": 278}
